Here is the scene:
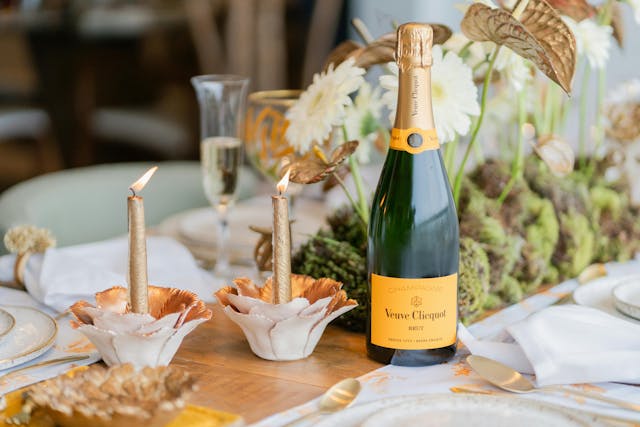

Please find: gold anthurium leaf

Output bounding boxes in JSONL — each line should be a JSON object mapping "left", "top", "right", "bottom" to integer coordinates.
{"left": 352, "top": 36, "right": 395, "bottom": 69}
{"left": 431, "top": 24, "right": 454, "bottom": 45}
{"left": 461, "top": 1, "right": 576, "bottom": 94}
{"left": 324, "top": 40, "right": 362, "bottom": 70}
{"left": 285, "top": 140, "right": 359, "bottom": 185}
{"left": 534, "top": 134, "right": 575, "bottom": 176}
{"left": 545, "top": 0, "right": 596, "bottom": 21}
{"left": 330, "top": 140, "right": 359, "bottom": 164}
{"left": 287, "top": 158, "right": 338, "bottom": 184}
{"left": 324, "top": 25, "right": 452, "bottom": 70}
{"left": 519, "top": 0, "right": 576, "bottom": 93}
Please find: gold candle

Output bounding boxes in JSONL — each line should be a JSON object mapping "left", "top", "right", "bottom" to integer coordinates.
{"left": 272, "top": 169, "right": 291, "bottom": 304}
{"left": 127, "top": 166, "right": 157, "bottom": 314}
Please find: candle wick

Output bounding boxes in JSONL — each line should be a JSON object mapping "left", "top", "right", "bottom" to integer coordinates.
{"left": 129, "top": 187, "right": 136, "bottom": 197}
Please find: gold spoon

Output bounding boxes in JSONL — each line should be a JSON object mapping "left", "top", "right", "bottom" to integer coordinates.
{"left": 467, "top": 355, "right": 640, "bottom": 412}
{"left": 282, "top": 378, "right": 361, "bottom": 427}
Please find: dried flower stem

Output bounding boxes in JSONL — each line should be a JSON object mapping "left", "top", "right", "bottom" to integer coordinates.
{"left": 453, "top": 46, "right": 501, "bottom": 205}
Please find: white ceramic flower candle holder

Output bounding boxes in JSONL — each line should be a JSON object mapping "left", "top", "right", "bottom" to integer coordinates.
{"left": 215, "top": 274, "right": 357, "bottom": 361}
{"left": 70, "top": 286, "right": 212, "bottom": 369}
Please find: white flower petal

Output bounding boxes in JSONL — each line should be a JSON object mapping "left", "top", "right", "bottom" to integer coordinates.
{"left": 563, "top": 17, "right": 612, "bottom": 69}
{"left": 285, "top": 58, "right": 365, "bottom": 153}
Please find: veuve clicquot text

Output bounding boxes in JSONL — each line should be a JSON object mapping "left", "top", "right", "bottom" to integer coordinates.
{"left": 367, "top": 23, "right": 459, "bottom": 366}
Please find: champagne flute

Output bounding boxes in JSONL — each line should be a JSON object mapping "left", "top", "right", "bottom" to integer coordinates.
{"left": 191, "top": 75, "right": 249, "bottom": 278}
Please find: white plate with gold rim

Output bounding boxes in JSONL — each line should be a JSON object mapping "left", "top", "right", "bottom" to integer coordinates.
{"left": 613, "top": 278, "right": 640, "bottom": 320}
{"left": 312, "top": 394, "right": 605, "bottom": 427}
{"left": 573, "top": 274, "right": 640, "bottom": 324}
{"left": 0, "top": 308, "right": 16, "bottom": 341}
{"left": 0, "top": 306, "right": 57, "bottom": 370}
{"left": 178, "top": 197, "right": 326, "bottom": 248}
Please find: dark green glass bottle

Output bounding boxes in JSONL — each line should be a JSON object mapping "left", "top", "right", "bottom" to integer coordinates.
{"left": 367, "top": 23, "right": 459, "bottom": 366}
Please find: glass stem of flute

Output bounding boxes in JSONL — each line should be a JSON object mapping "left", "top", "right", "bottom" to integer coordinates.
{"left": 215, "top": 204, "right": 231, "bottom": 276}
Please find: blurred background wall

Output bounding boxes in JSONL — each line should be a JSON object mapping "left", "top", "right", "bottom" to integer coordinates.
{"left": 0, "top": 0, "right": 637, "bottom": 191}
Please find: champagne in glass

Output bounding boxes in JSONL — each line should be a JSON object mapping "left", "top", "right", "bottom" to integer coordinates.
{"left": 192, "top": 75, "right": 250, "bottom": 278}
{"left": 201, "top": 136, "right": 243, "bottom": 208}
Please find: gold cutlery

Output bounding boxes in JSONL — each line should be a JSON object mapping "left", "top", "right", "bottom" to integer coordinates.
{"left": 282, "top": 378, "right": 361, "bottom": 427}
{"left": 0, "top": 354, "right": 91, "bottom": 383}
{"left": 467, "top": 355, "right": 640, "bottom": 412}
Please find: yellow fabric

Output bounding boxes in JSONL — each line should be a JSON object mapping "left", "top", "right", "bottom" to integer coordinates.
{"left": 0, "top": 389, "right": 242, "bottom": 427}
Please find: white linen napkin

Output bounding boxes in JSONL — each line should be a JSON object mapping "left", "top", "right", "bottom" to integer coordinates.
{"left": 460, "top": 304, "right": 640, "bottom": 386}
{"left": 0, "top": 236, "right": 217, "bottom": 312}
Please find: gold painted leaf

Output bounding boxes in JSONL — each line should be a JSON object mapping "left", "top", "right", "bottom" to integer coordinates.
{"left": 330, "top": 140, "right": 359, "bottom": 163}
{"left": 545, "top": 0, "right": 596, "bottom": 21}
{"left": 286, "top": 140, "right": 359, "bottom": 184}
{"left": 461, "top": 1, "right": 576, "bottom": 94}
{"left": 323, "top": 25, "right": 452, "bottom": 70}
{"left": 431, "top": 24, "right": 454, "bottom": 45}
{"left": 324, "top": 40, "right": 361, "bottom": 70}
{"left": 287, "top": 158, "right": 337, "bottom": 184}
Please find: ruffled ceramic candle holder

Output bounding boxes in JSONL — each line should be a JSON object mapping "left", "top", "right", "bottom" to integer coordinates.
{"left": 70, "top": 286, "right": 212, "bottom": 368}
{"left": 215, "top": 274, "right": 357, "bottom": 361}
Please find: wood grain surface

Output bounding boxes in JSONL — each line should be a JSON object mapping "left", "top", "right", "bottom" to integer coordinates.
{"left": 172, "top": 303, "right": 382, "bottom": 424}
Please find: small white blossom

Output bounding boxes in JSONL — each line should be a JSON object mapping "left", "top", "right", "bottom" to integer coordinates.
{"left": 343, "top": 82, "right": 383, "bottom": 164}
{"left": 563, "top": 17, "right": 612, "bottom": 69}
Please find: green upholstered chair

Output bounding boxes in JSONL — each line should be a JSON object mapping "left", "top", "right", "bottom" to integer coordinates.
{"left": 0, "top": 162, "right": 259, "bottom": 253}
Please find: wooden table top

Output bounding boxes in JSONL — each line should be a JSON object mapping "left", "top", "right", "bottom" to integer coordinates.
{"left": 172, "top": 303, "right": 382, "bottom": 424}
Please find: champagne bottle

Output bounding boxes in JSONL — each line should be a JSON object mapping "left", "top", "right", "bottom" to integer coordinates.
{"left": 367, "top": 23, "right": 459, "bottom": 366}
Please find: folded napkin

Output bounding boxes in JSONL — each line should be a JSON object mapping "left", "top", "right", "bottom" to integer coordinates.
{"left": 460, "top": 304, "right": 640, "bottom": 386}
{"left": 0, "top": 236, "right": 216, "bottom": 312}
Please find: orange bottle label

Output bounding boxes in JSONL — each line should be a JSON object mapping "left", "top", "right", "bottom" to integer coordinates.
{"left": 390, "top": 128, "right": 440, "bottom": 154}
{"left": 371, "top": 273, "right": 457, "bottom": 350}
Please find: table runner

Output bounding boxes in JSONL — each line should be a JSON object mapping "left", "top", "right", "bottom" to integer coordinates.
{"left": 255, "top": 257, "right": 640, "bottom": 426}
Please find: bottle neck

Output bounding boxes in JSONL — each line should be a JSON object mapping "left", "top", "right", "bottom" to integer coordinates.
{"left": 393, "top": 66, "right": 435, "bottom": 131}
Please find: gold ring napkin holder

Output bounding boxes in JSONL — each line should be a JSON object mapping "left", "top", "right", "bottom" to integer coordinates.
{"left": 3, "top": 225, "right": 56, "bottom": 290}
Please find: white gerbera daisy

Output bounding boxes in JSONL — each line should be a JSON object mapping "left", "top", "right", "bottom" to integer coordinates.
{"left": 343, "top": 82, "right": 383, "bottom": 164}
{"left": 563, "top": 17, "right": 612, "bottom": 69}
{"left": 285, "top": 58, "right": 365, "bottom": 153}
{"left": 379, "top": 45, "right": 480, "bottom": 143}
